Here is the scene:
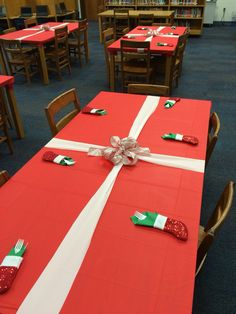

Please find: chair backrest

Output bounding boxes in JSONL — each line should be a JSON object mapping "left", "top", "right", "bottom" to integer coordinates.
{"left": 3, "top": 27, "right": 16, "bottom": 34}
{"left": 175, "top": 30, "right": 189, "bottom": 67}
{"left": 196, "top": 231, "right": 214, "bottom": 276}
{"left": 113, "top": 8, "right": 130, "bottom": 38}
{"left": 79, "top": 18, "right": 88, "bottom": 32}
{"left": 138, "top": 14, "right": 154, "bottom": 26}
{"left": 128, "top": 84, "right": 170, "bottom": 96}
{"left": 54, "top": 25, "right": 69, "bottom": 51}
{"left": 121, "top": 40, "right": 151, "bottom": 70}
{"left": 45, "top": 88, "right": 81, "bottom": 136}
{"left": 103, "top": 28, "right": 115, "bottom": 68}
{"left": 2, "top": 39, "right": 25, "bottom": 63}
{"left": 204, "top": 181, "right": 235, "bottom": 234}
{"left": 206, "top": 112, "right": 220, "bottom": 165}
{"left": 24, "top": 17, "right": 38, "bottom": 28}
{"left": 0, "top": 170, "right": 10, "bottom": 187}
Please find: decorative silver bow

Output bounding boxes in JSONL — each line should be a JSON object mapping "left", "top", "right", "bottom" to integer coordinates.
{"left": 88, "top": 136, "right": 150, "bottom": 166}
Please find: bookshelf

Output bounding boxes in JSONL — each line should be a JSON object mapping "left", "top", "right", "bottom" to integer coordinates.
{"left": 104, "top": 0, "right": 206, "bottom": 35}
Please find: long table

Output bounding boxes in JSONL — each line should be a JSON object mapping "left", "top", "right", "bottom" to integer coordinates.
{"left": 0, "top": 91, "right": 211, "bottom": 313}
{"left": 0, "top": 22, "right": 78, "bottom": 85}
{"left": 0, "top": 75, "right": 24, "bottom": 138}
{"left": 108, "top": 25, "right": 187, "bottom": 91}
{"left": 98, "top": 10, "right": 175, "bottom": 43}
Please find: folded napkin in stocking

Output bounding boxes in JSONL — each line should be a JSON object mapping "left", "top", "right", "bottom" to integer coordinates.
{"left": 42, "top": 151, "right": 75, "bottom": 166}
{"left": 164, "top": 98, "right": 180, "bottom": 109}
{"left": 162, "top": 133, "right": 199, "bottom": 145}
{"left": 82, "top": 106, "right": 107, "bottom": 115}
{"left": 131, "top": 211, "right": 188, "bottom": 241}
{"left": 0, "top": 240, "right": 26, "bottom": 294}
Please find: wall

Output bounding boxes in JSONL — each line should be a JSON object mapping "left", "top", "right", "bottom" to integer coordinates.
{"left": 213, "top": 0, "right": 236, "bottom": 21}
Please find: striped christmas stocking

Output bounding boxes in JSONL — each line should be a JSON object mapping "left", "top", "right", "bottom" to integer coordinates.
{"left": 42, "top": 151, "right": 75, "bottom": 166}
{"left": 0, "top": 240, "right": 26, "bottom": 294}
{"left": 131, "top": 211, "right": 188, "bottom": 241}
{"left": 162, "top": 133, "right": 199, "bottom": 145}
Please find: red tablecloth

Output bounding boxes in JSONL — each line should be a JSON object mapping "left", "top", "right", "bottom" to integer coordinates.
{"left": 0, "top": 22, "right": 78, "bottom": 45}
{"left": 0, "top": 75, "right": 14, "bottom": 87}
{"left": 0, "top": 92, "right": 211, "bottom": 313}
{"left": 108, "top": 26, "right": 186, "bottom": 55}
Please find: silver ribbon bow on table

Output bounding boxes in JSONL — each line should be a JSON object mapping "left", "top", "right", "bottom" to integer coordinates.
{"left": 88, "top": 136, "right": 150, "bottom": 166}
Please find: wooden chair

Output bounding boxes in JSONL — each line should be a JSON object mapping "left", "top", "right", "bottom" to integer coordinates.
{"left": 0, "top": 98, "right": 13, "bottom": 154}
{"left": 196, "top": 181, "right": 235, "bottom": 275}
{"left": 45, "top": 88, "right": 81, "bottom": 136}
{"left": 172, "top": 30, "right": 190, "bottom": 87}
{"left": 64, "top": 19, "right": 89, "bottom": 66}
{"left": 128, "top": 84, "right": 170, "bottom": 96}
{"left": 1, "top": 39, "right": 39, "bottom": 84}
{"left": 102, "top": 27, "right": 120, "bottom": 87}
{"left": 138, "top": 14, "right": 154, "bottom": 26}
{"left": 196, "top": 231, "right": 214, "bottom": 276}
{"left": 206, "top": 112, "right": 220, "bottom": 165}
{"left": 113, "top": 8, "right": 130, "bottom": 39}
{"left": 45, "top": 25, "right": 71, "bottom": 80}
{"left": 120, "top": 40, "right": 153, "bottom": 91}
{"left": 98, "top": 4, "right": 112, "bottom": 32}
{"left": 24, "top": 18, "right": 38, "bottom": 28}
{"left": 0, "top": 170, "right": 10, "bottom": 187}
{"left": 3, "top": 27, "right": 16, "bottom": 34}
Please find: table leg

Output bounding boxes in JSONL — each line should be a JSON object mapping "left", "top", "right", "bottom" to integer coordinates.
{"left": 98, "top": 16, "right": 103, "bottom": 43}
{"left": 5, "top": 86, "right": 25, "bottom": 139}
{"left": 109, "top": 53, "right": 115, "bottom": 91}
{"left": 0, "top": 43, "right": 8, "bottom": 75}
{"left": 38, "top": 45, "right": 49, "bottom": 85}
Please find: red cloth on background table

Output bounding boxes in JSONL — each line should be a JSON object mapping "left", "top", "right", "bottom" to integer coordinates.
{"left": 0, "top": 92, "right": 211, "bottom": 314}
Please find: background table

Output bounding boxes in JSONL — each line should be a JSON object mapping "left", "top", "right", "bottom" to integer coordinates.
{"left": 0, "top": 91, "right": 211, "bottom": 313}
{"left": 98, "top": 10, "right": 175, "bottom": 43}
{"left": 0, "top": 75, "right": 24, "bottom": 138}
{"left": 108, "top": 25, "right": 187, "bottom": 91}
{"left": 0, "top": 22, "right": 78, "bottom": 85}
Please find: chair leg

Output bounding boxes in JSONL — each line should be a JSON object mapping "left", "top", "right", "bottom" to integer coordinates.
{"left": 25, "top": 65, "right": 31, "bottom": 84}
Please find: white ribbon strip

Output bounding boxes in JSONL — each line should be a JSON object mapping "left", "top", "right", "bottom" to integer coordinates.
{"left": 159, "top": 34, "right": 179, "bottom": 38}
{"left": 124, "top": 34, "right": 147, "bottom": 37}
{"left": 17, "top": 96, "right": 159, "bottom": 314}
{"left": 156, "top": 27, "right": 165, "bottom": 32}
{"left": 145, "top": 36, "right": 153, "bottom": 42}
{"left": 45, "top": 140, "right": 205, "bottom": 173}
{"left": 16, "top": 30, "right": 45, "bottom": 41}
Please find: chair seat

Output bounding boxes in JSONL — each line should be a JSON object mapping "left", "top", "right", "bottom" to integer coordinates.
{"left": 68, "top": 38, "right": 85, "bottom": 47}
{"left": 46, "top": 48, "right": 68, "bottom": 58}
{"left": 10, "top": 54, "right": 35, "bottom": 64}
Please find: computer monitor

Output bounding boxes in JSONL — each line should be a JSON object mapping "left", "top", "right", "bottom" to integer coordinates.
{"left": 0, "top": 5, "right": 6, "bottom": 17}
{"left": 21, "top": 7, "right": 32, "bottom": 17}
{"left": 59, "top": 2, "right": 67, "bottom": 13}
{"left": 36, "top": 5, "right": 49, "bottom": 17}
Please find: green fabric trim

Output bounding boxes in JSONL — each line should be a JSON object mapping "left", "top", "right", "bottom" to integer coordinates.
{"left": 164, "top": 100, "right": 175, "bottom": 108}
{"left": 131, "top": 212, "right": 158, "bottom": 227}
{"left": 161, "top": 133, "right": 176, "bottom": 140}
{"left": 8, "top": 245, "right": 26, "bottom": 257}
{"left": 60, "top": 157, "right": 75, "bottom": 166}
{"left": 96, "top": 109, "right": 107, "bottom": 116}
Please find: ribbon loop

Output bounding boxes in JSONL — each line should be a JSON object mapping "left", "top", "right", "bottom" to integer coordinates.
{"left": 88, "top": 136, "right": 150, "bottom": 166}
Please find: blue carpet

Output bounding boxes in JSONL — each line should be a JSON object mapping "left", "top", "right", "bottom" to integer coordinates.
{"left": 0, "top": 22, "right": 236, "bottom": 314}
